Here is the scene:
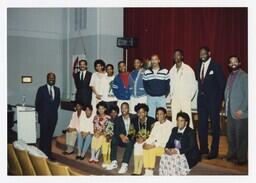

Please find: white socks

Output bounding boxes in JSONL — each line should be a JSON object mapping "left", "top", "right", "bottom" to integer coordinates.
{"left": 144, "top": 169, "right": 153, "bottom": 176}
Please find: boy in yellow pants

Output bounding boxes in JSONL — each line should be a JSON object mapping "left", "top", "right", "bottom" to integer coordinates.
{"left": 133, "top": 133, "right": 145, "bottom": 175}
{"left": 101, "top": 120, "right": 114, "bottom": 168}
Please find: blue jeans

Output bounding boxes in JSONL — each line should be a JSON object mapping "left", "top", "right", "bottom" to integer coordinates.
{"left": 147, "top": 95, "right": 166, "bottom": 118}
{"left": 77, "top": 133, "right": 93, "bottom": 157}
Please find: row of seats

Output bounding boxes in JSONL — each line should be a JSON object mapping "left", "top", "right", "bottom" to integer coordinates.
{"left": 8, "top": 144, "right": 81, "bottom": 176}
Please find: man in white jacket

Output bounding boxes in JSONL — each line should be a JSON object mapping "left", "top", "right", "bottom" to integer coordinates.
{"left": 168, "top": 49, "right": 197, "bottom": 128}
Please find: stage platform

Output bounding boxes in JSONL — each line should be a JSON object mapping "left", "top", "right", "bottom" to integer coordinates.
{"left": 51, "top": 135, "right": 248, "bottom": 175}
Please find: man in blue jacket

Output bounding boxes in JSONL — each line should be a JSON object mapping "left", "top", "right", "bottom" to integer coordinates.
{"left": 112, "top": 61, "right": 131, "bottom": 111}
{"left": 143, "top": 54, "right": 170, "bottom": 118}
{"left": 128, "top": 58, "right": 147, "bottom": 113}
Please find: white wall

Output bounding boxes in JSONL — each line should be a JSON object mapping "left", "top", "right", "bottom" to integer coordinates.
{"left": 7, "top": 8, "right": 123, "bottom": 137}
{"left": 63, "top": 8, "right": 124, "bottom": 100}
{"left": 8, "top": 8, "right": 66, "bottom": 39}
{"left": 7, "top": 8, "right": 71, "bottom": 137}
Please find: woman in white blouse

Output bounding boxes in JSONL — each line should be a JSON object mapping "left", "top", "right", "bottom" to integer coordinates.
{"left": 142, "top": 107, "right": 176, "bottom": 175}
{"left": 89, "top": 59, "right": 107, "bottom": 114}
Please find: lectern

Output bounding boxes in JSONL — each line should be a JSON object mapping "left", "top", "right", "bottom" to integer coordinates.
{"left": 16, "top": 105, "right": 37, "bottom": 144}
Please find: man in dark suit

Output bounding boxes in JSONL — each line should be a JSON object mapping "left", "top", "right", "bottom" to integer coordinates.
{"left": 35, "top": 72, "right": 60, "bottom": 160}
{"left": 195, "top": 47, "right": 225, "bottom": 159}
{"left": 74, "top": 59, "right": 92, "bottom": 105}
{"left": 106, "top": 102, "right": 135, "bottom": 174}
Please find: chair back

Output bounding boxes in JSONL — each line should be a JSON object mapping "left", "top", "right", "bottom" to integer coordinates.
{"left": 68, "top": 168, "right": 82, "bottom": 176}
{"left": 14, "top": 147, "right": 36, "bottom": 175}
{"left": 47, "top": 160, "right": 70, "bottom": 175}
{"left": 29, "top": 154, "right": 52, "bottom": 175}
{"left": 7, "top": 144, "right": 23, "bottom": 175}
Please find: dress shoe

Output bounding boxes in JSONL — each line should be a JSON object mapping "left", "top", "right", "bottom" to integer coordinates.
{"left": 226, "top": 156, "right": 236, "bottom": 162}
{"left": 131, "top": 173, "right": 142, "bottom": 176}
{"left": 76, "top": 156, "right": 81, "bottom": 160}
{"left": 200, "top": 150, "right": 209, "bottom": 155}
{"left": 49, "top": 157, "right": 56, "bottom": 162}
{"left": 62, "top": 129, "right": 67, "bottom": 134}
{"left": 94, "top": 159, "right": 99, "bottom": 164}
{"left": 62, "top": 151, "right": 74, "bottom": 155}
{"left": 201, "top": 154, "right": 208, "bottom": 159}
{"left": 80, "top": 156, "right": 85, "bottom": 160}
{"left": 89, "top": 159, "right": 94, "bottom": 163}
{"left": 208, "top": 154, "right": 218, "bottom": 160}
{"left": 233, "top": 159, "right": 247, "bottom": 165}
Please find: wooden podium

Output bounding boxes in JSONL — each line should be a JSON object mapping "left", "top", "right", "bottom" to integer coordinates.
{"left": 16, "top": 105, "right": 37, "bottom": 144}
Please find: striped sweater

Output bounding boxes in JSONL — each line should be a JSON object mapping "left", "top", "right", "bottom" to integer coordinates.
{"left": 143, "top": 67, "right": 170, "bottom": 96}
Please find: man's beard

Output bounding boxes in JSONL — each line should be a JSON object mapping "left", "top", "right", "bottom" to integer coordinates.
{"left": 229, "top": 65, "right": 240, "bottom": 72}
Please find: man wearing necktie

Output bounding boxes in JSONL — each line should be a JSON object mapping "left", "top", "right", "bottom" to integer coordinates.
{"left": 35, "top": 72, "right": 60, "bottom": 160}
{"left": 74, "top": 59, "right": 92, "bottom": 106}
{"left": 195, "top": 47, "right": 225, "bottom": 159}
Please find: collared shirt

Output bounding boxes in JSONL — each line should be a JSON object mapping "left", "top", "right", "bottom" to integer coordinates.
{"left": 200, "top": 57, "right": 211, "bottom": 79}
{"left": 177, "top": 127, "right": 186, "bottom": 134}
{"left": 123, "top": 115, "right": 131, "bottom": 134}
{"left": 80, "top": 114, "right": 94, "bottom": 134}
{"left": 80, "top": 70, "right": 87, "bottom": 80}
{"left": 152, "top": 68, "right": 160, "bottom": 74}
{"left": 169, "top": 62, "right": 197, "bottom": 100}
{"left": 68, "top": 111, "right": 89, "bottom": 132}
{"left": 47, "top": 84, "right": 55, "bottom": 100}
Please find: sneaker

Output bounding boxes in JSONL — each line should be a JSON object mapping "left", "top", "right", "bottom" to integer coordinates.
{"left": 101, "top": 163, "right": 109, "bottom": 168}
{"left": 118, "top": 163, "right": 128, "bottom": 174}
{"left": 89, "top": 158, "right": 94, "bottom": 163}
{"left": 106, "top": 160, "right": 118, "bottom": 170}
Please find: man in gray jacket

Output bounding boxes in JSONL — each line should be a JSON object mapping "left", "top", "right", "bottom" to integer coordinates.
{"left": 224, "top": 56, "right": 248, "bottom": 165}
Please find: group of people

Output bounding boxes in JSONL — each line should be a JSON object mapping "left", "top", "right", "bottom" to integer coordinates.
{"left": 35, "top": 46, "right": 248, "bottom": 176}
{"left": 63, "top": 101, "right": 199, "bottom": 175}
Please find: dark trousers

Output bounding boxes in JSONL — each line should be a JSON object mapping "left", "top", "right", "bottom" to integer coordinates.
{"left": 39, "top": 118, "right": 57, "bottom": 158}
{"left": 75, "top": 90, "right": 92, "bottom": 106}
{"left": 227, "top": 109, "right": 248, "bottom": 162}
{"left": 198, "top": 94, "right": 221, "bottom": 156}
{"left": 110, "top": 136, "right": 134, "bottom": 164}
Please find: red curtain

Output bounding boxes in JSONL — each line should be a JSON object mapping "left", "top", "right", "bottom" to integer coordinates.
{"left": 124, "top": 8, "right": 247, "bottom": 77}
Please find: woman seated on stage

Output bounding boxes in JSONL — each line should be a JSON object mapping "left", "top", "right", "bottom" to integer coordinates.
{"left": 142, "top": 107, "right": 176, "bottom": 175}
{"left": 159, "top": 112, "right": 200, "bottom": 176}
{"left": 76, "top": 104, "right": 94, "bottom": 160}
{"left": 90, "top": 101, "right": 111, "bottom": 163}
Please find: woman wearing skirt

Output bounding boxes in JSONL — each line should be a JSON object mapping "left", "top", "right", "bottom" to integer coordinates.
{"left": 159, "top": 112, "right": 200, "bottom": 176}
